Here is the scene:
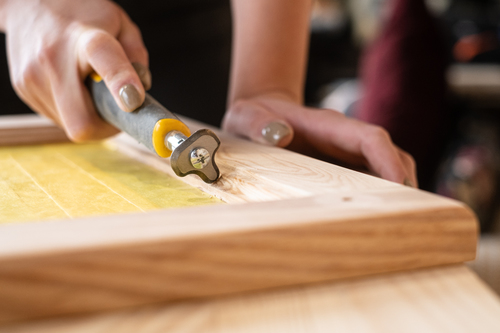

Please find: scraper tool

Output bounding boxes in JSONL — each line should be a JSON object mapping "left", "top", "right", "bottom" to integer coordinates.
{"left": 88, "top": 75, "right": 221, "bottom": 184}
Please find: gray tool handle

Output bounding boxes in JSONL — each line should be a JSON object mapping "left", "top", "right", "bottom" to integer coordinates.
{"left": 89, "top": 79, "right": 179, "bottom": 154}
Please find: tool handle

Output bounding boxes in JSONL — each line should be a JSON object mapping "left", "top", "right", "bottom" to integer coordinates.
{"left": 88, "top": 78, "right": 189, "bottom": 156}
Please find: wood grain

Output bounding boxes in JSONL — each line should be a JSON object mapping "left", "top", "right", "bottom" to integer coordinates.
{"left": 0, "top": 114, "right": 69, "bottom": 146}
{"left": 109, "top": 117, "right": 399, "bottom": 204}
{"left": 0, "top": 188, "right": 477, "bottom": 322}
{"left": 2, "top": 265, "right": 499, "bottom": 333}
{"left": 0, "top": 115, "right": 479, "bottom": 323}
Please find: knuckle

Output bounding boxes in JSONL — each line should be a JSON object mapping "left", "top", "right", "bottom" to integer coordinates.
{"left": 129, "top": 21, "right": 142, "bottom": 36}
{"left": 66, "top": 127, "right": 91, "bottom": 143}
{"left": 11, "top": 65, "right": 37, "bottom": 97}
{"left": 11, "top": 73, "right": 28, "bottom": 93}
{"left": 229, "top": 99, "right": 249, "bottom": 115}
{"left": 404, "top": 152, "right": 417, "bottom": 168}
{"left": 125, "top": 43, "right": 148, "bottom": 65}
{"left": 82, "top": 30, "right": 114, "bottom": 56}
{"left": 222, "top": 99, "right": 250, "bottom": 131}
{"left": 36, "top": 44, "right": 59, "bottom": 70}
{"left": 65, "top": 120, "right": 98, "bottom": 143}
{"left": 366, "top": 126, "right": 391, "bottom": 145}
{"left": 137, "top": 47, "right": 149, "bottom": 62}
{"left": 108, "top": 1, "right": 126, "bottom": 16}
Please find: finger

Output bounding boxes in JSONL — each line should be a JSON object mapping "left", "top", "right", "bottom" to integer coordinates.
{"left": 9, "top": 63, "right": 58, "bottom": 122}
{"left": 30, "top": 92, "right": 61, "bottom": 126}
{"left": 14, "top": 82, "right": 61, "bottom": 126}
{"left": 78, "top": 28, "right": 145, "bottom": 112}
{"left": 54, "top": 67, "right": 119, "bottom": 142}
{"left": 398, "top": 149, "right": 418, "bottom": 188}
{"left": 223, "top": 100, "right": 294, "bottom": 147}
{"left": 358, "top": 126, "right": 409, "bottom": 184}
{"left": 28, "top": 77, "right": 61, "bottom": 125}
{"left": 118, "top": 12, "right": 151, "bottom": 90}
{"left": 23, "top": 94, "right": 57, "bottom": 124}
{"left": 291, "top": 110, "right": 410, "bottom": 184}
{"left": 305, "top": 113, "right": 408, "bottom": 184}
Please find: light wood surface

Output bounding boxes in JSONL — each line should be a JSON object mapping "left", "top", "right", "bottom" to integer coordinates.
{"left": 2, "top": 265, "right": 500, "bottom": 333}
{"left": 0, "top": 115, "right": 479, "bottom": 323}
{"left": 109, "top": 117, "right": 399, "bottom": 203}
{"left": 0, "top": 114, "right": 69, "bottom": 146}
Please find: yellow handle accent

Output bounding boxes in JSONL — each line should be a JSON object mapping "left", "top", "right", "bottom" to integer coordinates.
{"left": 152, "top": 119, "right": 191, "bottom": 158}
{"left": 90, "top": 72, "right": 102, "bottom": 82}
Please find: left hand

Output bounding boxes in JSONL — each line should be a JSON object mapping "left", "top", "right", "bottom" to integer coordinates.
{"left": 222, "top": 94, "right": 417, "bottom": 187}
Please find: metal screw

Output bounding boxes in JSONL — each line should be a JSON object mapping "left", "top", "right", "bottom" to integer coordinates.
{"left": 190, "top": 148, "right": 211, "bottom": 169}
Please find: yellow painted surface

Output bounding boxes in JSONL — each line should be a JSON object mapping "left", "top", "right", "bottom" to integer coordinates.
{"left": 0, "top": 142, "right": 222, "bottom": 224}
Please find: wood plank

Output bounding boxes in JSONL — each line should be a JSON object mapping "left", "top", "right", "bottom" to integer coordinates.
{"left": 0, "top": 114, "right": 69, "bottom": 146}
{"left": 0, "top": 187, "right": 477, "bottom": 322}
{"left": 0, "top": 115, "right": 479, "bottom": 322}
{"left": 0, "top": 114, "right": 401, "bottom": 203}
{"left": 108, "top": 117, "right": 402, "bottom": 203}
{"left": 2, "top": 265, "right": 499, "bottom": 333}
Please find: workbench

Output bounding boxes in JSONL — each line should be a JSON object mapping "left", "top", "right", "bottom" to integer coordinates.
{"left": 0, "top": 114, "right": 499, "bottom": 332}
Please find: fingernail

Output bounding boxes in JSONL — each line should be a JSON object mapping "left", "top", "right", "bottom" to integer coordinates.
{"left": 261, "top": 121, "right": 292, "bottom": 146}
{"left": 119, "top": 84, "right": 142, "bottom": 111}
{"left": 404, "top": 178, "right": 416, "bottom": 188}
{"left": 132, "top": 62, "right": 152, "bottom": 90}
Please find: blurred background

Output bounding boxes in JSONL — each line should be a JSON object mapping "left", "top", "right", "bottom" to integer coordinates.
{"left": 0, "top": 0, "right": 498, "bottom": 294}
{"left": 306, "top": 0, "right": 500, "bottom": 295}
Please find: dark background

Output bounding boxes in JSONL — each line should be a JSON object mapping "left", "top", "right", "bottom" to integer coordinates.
{"left": 0, "top": 0, "right": 233, "bottom": 127}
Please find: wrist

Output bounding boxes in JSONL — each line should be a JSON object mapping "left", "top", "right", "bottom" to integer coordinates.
{"left": 229, "top": 88, "right": 302, "bottom": 109}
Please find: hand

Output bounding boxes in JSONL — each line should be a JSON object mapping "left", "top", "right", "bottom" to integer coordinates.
{"left": 222, "top": 94, "right": 417, "bottom": 186}
{"left": 2, "top": 0, "right": 150, "bottom": 141}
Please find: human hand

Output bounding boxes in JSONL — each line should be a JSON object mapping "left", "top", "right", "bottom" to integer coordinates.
{"left": 2, "top": 0, "right": 150, "bottom": 141}
{"left": 222, "top": 94, "right": 417, "bottom": 187}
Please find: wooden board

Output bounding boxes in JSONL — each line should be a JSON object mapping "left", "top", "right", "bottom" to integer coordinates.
{"left": 2, "top": 265, "right": 500, "bottom": 333}
{"left": 0, "top": 114, "right": 69, "bottom": 146}
{"left": 0, "top": 115, "right": 479, "bottom": 323}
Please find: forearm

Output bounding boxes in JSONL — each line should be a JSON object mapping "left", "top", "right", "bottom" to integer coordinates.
{"left": 229, "top": 0, "right": 312, "bottom": 105}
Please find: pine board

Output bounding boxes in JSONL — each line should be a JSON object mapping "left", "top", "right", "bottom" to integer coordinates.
{"left": 2, "top": 265, "right": 500, "bottom": 333}
{"left": 0, "top": 115, "right": 479, "bottom": 323}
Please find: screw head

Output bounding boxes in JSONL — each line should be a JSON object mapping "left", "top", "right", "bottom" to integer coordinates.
{"left": 190, "top": 148, "right": 211, "bottom": 169}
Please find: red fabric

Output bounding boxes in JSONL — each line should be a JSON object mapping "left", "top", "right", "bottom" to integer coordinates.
{"left": 356, "top": 0, "right": 448, "bottom": 189}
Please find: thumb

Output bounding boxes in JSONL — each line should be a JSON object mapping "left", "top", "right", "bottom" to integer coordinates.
{"left": 222, "top": 100, "right": 294, "bottom": 147}
{"left": 78, "top": 29, "right": 145, "bottom": 112}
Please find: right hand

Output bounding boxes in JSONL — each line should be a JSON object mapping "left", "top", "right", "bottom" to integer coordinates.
{"left": 1, "top": 0, "right": 150, "bottom": 141}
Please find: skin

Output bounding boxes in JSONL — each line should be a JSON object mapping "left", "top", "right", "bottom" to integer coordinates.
{"left": 0, "top": 0, "right": 147, "bottom": 141}
{"left": 0, "top": 0, "right": 417, "bottom": 186}
{"left": 225, "top": 0, "right": 416, "bottom": 186}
